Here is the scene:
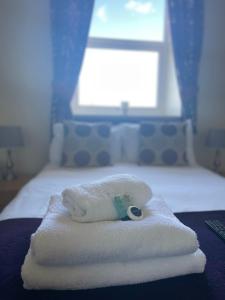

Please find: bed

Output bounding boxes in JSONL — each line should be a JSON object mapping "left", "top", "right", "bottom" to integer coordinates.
{"left": 2, "top": 163, "right": 225, "bottom": 220}
{"left": 1, "top": 163, "right": 225, "bottom": 299}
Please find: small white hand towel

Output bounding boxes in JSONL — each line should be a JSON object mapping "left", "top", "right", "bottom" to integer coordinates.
{"left": 31, "top": 196, "right": 199, "bottom": 266}
{"left": 62, "top": 174, "right": 152, "bottom": 222}
{"left": 22, "top": 249, "right": 206, "bottom": 290}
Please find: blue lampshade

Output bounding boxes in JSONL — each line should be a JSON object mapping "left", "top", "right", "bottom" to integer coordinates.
{"left": 206, "top": 129, "right": 225, "bottom": 149}
{"left": 0, "top": 126, "right": 24, "bottom": 149}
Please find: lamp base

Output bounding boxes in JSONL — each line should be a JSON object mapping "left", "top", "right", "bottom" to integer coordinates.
{"left": 0, "top": 169, "right": 3, "bottom": 181}
{"left": 4, "top": 169, "right": 17, "bottom": 181}
{"left": 4, "top": 149, "right": 17, "bottom": 181}
{"left": 213, "top": 149, "right": 222, "bottom": 173}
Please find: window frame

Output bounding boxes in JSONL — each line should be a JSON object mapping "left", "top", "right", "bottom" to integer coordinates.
{"left": 72, "top": 2, "right": 169, "bottom": 118}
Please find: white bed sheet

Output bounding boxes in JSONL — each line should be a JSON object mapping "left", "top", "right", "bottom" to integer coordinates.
{"left": 1, "top": 163, "right": 225, "bottom": 220}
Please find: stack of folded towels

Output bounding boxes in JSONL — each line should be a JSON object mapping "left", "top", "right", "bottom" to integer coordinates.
{"left": 22, "top": 174, "right": 206, "bottom": 290}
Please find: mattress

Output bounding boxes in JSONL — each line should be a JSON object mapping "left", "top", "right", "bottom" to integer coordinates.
{"left": 1, "top": 163, "right": 225, "bottom": 220}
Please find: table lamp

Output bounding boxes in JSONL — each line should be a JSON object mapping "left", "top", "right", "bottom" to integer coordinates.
{"left": 0, "top": 126, "right": 24, "bottom": 181}
{"left": 206, "top": 128, "right": 225, "bottom": 173}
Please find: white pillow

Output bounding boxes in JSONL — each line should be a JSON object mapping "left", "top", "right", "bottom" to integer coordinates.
{"left": 122, "top": 123, "right": 139, "bottom": 163}
{"left": 110, "top": 125, "right": 123, "bottom": 163}
{"left": 49, "top": 123, "right": 123, "bottom": 165}
{"left": 49, "top": 123, "right": 64, "bottom": 166}
{"left": 185, "top": 119, "right": 197, "bottom": 166}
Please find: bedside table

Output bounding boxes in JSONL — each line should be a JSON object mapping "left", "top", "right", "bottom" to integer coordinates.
{"left": 0, "top": 176, "right": 31, "bottom": 212}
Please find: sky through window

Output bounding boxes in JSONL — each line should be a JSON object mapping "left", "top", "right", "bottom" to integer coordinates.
{"left": 90, "top": 0, "right": 165, "bottom": 41}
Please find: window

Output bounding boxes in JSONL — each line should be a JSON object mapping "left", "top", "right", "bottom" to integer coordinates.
{"left": 72, "top": 0, "right": 181, "bottom": 117}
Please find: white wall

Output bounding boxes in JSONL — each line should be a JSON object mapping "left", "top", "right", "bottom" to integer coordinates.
{"left": 196, "top": 0, "right": 225, "bottom": 170}
{"left": 0, "top": 0, "right": 52, "bottom": 175}
{"left": 0, "top": 0, "right": 225, "bottom": 175}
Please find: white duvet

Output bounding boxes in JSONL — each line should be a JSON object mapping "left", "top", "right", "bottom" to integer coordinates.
{"left": 1, "top": 163, "right": 225, "bottom": 220}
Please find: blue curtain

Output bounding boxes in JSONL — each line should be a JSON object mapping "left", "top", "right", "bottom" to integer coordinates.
{"left": 50, "top": 0, "right": 94, "bottom": 123}
{"left": 168, "top": 0, "right": 204, "bottom": 129}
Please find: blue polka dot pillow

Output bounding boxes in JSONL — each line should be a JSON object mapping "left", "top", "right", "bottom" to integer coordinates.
{"left": 62, "top": 121, "right": 112, "bottom": 168}
{"left": 139, "top": 121, "right": 188, "bottom": 166}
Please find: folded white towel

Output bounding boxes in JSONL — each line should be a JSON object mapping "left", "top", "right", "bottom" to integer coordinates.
{"left": 31, "top": 196, "right": 199, "bottom": 266}
{"left": 22, "top": 249, "right": 206, "bottom": 290}
{"left": 62, "top": 174, "right": 152, "bottom": 222}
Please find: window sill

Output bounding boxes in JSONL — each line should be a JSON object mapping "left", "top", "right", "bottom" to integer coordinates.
{"left": 70, "top": 114, "right": 183, "bottom": 124}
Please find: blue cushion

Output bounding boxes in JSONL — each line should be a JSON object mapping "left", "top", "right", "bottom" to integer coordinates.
{"left": 139, "top": 121, "right": 187, "bottom": 166}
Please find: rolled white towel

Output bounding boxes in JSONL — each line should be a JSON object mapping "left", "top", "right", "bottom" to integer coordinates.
{"left": 22, "top": 249, "right": 206, "bottom": 290}
{"left": 62, "top": 174, "right": 152, "bottom": 222}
